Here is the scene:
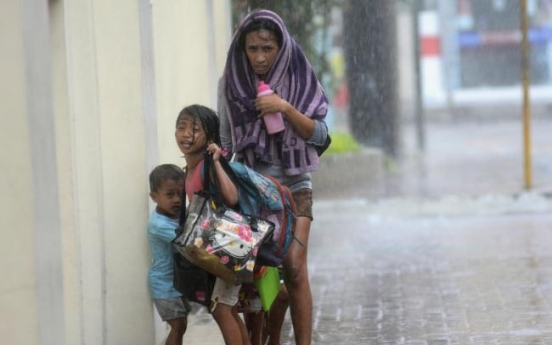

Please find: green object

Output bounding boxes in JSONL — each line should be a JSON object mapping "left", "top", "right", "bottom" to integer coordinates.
{"left": 324, "top": 132, "right": 360, "bottom": 155}
{"left": 254, "top": 267, "right": 281, "bottom": 312}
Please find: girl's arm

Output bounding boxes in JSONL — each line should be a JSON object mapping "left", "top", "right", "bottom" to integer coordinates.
{"left": 207, "top": 143, "right": 238, "bottom": 207}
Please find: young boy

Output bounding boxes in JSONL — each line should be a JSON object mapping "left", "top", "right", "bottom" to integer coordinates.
{"left": 147, "top": 164, "right": 191, "bottom": 345}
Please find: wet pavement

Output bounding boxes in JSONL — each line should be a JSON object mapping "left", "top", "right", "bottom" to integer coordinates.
{"left": 305, "top": 201, "right": 552, "bottom": 345}
{"left": 182, "top": 118, "right": 552, "bottom": 345}
{"left": 382, "top": 118, "right": 552, "bottom": 199}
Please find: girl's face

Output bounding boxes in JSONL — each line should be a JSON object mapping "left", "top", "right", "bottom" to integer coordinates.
{"left": 245, "top": 29, "right": 280, "bottom": 78}
{"left": 175, "top": 114, "right": 208, "bottom": 155}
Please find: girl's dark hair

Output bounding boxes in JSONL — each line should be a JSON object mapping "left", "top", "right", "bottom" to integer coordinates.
{"left": 149, "top": 164, "right": 184, "bottom": 192}
{"left": 176, "top": 104, "right": 221, "bottom": 147}
{"left": 238, "top": 18, "right": 283, "bottom": 51}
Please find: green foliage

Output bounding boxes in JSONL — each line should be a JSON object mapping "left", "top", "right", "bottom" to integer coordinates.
{"left": 324, "top": 132, "right": 360, "bottom": 155}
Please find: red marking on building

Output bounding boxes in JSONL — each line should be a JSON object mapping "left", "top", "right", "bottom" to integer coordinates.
{"left": 421, "top": 36, "right": 441, "bottom": 57}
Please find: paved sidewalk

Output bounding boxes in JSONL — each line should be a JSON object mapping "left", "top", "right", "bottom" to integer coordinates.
{"left": 306, "top": 202, "right": 552, "bottom": 345}
{"left": 183, "top": 198, "right": 552, "bottom": 345}
{"left": 182, "top": 307, "right": 224, "bottom": 345}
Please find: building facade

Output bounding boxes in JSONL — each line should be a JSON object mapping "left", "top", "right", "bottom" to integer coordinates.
{"left": 0, "top": 1, "right": 231, "bottom": 344}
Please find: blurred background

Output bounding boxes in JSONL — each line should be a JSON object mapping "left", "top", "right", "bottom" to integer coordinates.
{"left": 2, "top": 0, "right": 551, "bottom": 344}
{"left": 231, "top": 0, "right": 552, "bottom": 200}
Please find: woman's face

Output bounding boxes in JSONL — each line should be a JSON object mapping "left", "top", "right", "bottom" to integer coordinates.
{"left": 244, "top": 29, "right": 280, "bottom": 78}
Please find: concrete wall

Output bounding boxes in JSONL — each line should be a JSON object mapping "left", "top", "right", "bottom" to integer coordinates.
{"left": 152, "top": 0, "right": 231, "bottom": 167}
{"left": 0, "top": 0, "right": 231, "bottom": 344}
{"left": 0, "top": 1, "right": 42, "bottom": 344}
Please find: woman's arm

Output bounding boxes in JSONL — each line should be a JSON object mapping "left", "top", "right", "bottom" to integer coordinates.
{"left": 306, "top": 119, "right": 329, "bottom": 146}
{"left": 217, "top": 77, "right": 234, "bottom": 156}
{"left": 254, "top": 93, "right": 315, "bottom": 140}
{"left": 207, "top": 143, "right": 238, "bottom": 207}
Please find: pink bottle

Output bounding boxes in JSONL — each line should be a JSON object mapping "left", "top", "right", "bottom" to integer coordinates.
{"left": 257, "top": 81, "right": 285, "bottom": 135}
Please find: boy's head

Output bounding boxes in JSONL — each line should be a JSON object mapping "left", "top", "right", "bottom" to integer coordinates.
{"left": 149, "top": 164, "right": 185, "bottom": 219}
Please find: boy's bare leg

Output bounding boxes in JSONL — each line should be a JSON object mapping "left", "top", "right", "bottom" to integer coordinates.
{"left": 166, "top": 317, "right": 187, "bottom": 345}
{"left": 283, "top": 217, "right": 312, "bottom": 345}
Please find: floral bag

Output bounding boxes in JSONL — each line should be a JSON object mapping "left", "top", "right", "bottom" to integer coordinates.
{"left": 172, "top": 153, "right": 274, "bottom": 285}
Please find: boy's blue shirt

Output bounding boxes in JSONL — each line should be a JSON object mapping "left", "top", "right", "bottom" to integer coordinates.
{"left": 147, "top": 210, "right": 181, "bottom": 300}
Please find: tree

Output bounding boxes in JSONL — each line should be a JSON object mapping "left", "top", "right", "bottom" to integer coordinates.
{"left": 343, "top": 0, "right": 399, "bottom": 156}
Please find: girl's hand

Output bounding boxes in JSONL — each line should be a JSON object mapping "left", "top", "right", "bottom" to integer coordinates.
{"left": 207, "top": 142, "right": 238, "bottom": 206}
{"left": 255, "top": 93, "right": 287, "bottom": 117}
{"left": 207, "top": 143, "right": 223, "bottom": 162}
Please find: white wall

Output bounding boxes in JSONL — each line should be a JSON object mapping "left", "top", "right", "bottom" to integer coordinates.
{"left": 0, "top": 0, "right": 232, "bottom": 344}
{"left": 0, "top": 1, "right": 41, "bottom": 343}
{"left": 152, "top": 0, "right": 231, "bottom": 167}
{"left": 150, "top": 0, "right": 231, "bottom": 341}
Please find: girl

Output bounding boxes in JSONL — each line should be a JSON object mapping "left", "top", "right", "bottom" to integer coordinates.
{"left": 175, "top": 104, "right": 251, "bottom": 345}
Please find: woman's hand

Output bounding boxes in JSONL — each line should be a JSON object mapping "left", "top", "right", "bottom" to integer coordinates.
{"left": 255, "top": 93, "right": 317, "bottom": 140}
{"left": 256, "top": 94, "right": 315, "bottom": 140}
{"left": 255, "top": 93, "right": 287, "bottom": 117}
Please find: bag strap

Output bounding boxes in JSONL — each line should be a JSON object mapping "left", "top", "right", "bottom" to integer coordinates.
{"left": 209, "top": 153, "right": 240, "bottom": 188}
{"left": 178, "top": 188, "right": 187, "bottom": 227}
{"left": 265, "top": 175, "right": 296, "bottom": 254}
{"left": 201, "top": 152, "right": 213, "bottom": 195}
{"left": 202, "top": 152, "right": 241, "bottom": 208}
{"left": 217, "top": 159, "right": 259, "bottom": 214}
{"left": 178, "top": 167, "right": 188, "bottom": 227}
{"left": 177, "top": 152, "right": 239, "bottom": 229}
{"left": 178, "top": 156, "right": 210, "bottom": 227}
{"left": 316, "top": 133, "right": 332, "bottom": 156}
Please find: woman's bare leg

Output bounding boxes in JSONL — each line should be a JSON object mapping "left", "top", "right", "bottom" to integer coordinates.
{"left": 283, "top": 216, "right": 312, "bottom": 345}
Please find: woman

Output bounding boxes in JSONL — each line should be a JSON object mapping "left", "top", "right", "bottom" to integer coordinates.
{"left": 218, "top": 9, "right": 329, "bottom": 345}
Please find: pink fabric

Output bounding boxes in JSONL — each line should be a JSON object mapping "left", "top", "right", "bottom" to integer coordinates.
{"left": 185, "top": 161, "right": 204, "bottom": 202}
